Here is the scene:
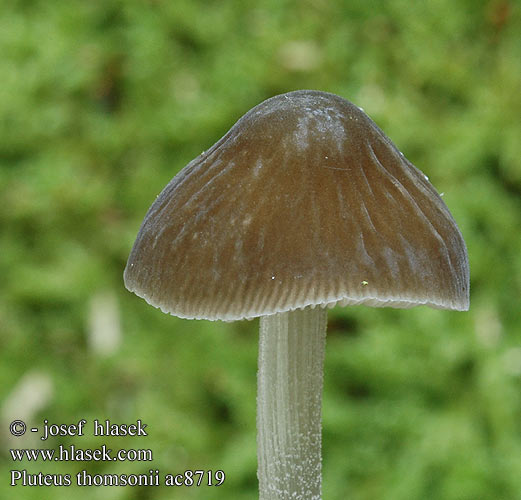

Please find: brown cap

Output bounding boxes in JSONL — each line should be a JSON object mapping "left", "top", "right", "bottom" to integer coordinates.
{"left": 124, "top": 90, "right": 469, "bottom": 320}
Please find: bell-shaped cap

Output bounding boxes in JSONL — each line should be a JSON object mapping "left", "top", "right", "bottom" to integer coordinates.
{"left": 124, "top": 90, "right": 469, "bottom": 320}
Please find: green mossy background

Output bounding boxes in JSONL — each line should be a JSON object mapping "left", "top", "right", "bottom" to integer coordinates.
{"left": 1, "top": 1, "right": 520, "bottom": 498}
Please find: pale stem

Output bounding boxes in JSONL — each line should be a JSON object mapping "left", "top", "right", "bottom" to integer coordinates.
{"left": 257, "top": 307, "right": 327, "bottom": 500}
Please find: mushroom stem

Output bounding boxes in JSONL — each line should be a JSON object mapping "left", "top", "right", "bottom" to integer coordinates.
{"left": 257, "top": 306, "right": 327, "bottom": 500}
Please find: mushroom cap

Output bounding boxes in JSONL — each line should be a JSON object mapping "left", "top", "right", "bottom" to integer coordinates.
{"left": 124, "top": 90, "right": 469, "bottom": 321}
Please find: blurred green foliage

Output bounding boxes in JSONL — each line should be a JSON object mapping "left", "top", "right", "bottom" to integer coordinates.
{"left": 1, "top": 0, "right": 520, "bottom": 499}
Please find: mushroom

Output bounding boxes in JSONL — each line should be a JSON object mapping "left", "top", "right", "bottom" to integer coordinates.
{"left": 124, "top": 90, "right": 469, "bottom": 499}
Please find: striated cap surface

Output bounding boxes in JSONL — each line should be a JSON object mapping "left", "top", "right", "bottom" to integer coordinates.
{"left": 124, "top": 90, "right": 469, "bottom": 320}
